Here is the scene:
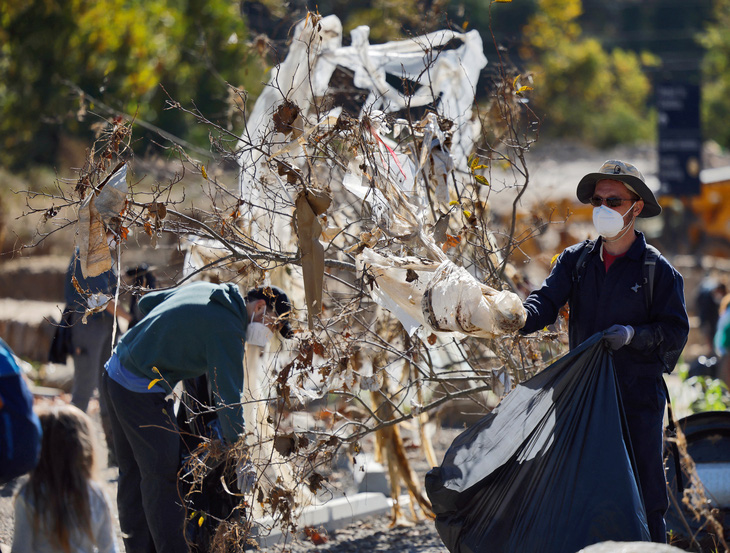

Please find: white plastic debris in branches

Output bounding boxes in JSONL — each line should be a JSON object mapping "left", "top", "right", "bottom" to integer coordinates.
{"left": 360, "top": 248, "right": 526, "bottom": 338}
{"left": 360, "top": 249, "right": 433, "bottom": 335}
{"left": 94, "top": 163, "right": 128, "bottom": 223}
{"left": 414, "top": 113, "right": 455, "bottom": 205}
{"left": 238, "top": 15, "right": 343, "bottom": 215}
{"left": 77, "top": 163, "right": 128, "bottom": 278}
{"left": 423, "top": 260, "right": 526, "bottom": 336}
{"left": 238, "top": 14, "right": 487, "bottom": 200}
{"left": 342, "top": 158, "right": 423, "bottom": 240}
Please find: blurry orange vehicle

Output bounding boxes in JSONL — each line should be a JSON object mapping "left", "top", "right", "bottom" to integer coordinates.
{"left": 655, "top": 166, "right": 730, "bottom": 258}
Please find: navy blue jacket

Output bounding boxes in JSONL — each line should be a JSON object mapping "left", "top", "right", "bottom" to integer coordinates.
{"left": 64, "top": 248, "right": 117, "bottom": 322}
{"left": 521, "top": 232, "right": 689, "bottom": 382}
{"left": 521, "top": 231, "right": 689, "bottom": 538}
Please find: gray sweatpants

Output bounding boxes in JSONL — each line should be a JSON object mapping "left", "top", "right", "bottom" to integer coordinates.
{"left": 70, "top": 313, "right": 115, "bottom": 451}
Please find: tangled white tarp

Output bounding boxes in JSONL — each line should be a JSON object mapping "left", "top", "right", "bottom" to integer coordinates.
{"left": 234, "top": 13, "right": 527, "bottom": 341}
{"left": 238, "top": 13, "right": 487, "bottom": 203}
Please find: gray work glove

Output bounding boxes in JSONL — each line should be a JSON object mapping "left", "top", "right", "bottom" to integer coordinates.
{"left": 603, "top": 325, "right": 635, "bottom": 350}
{"left": 235, "top": 458, "right": 256, "bottom": 493}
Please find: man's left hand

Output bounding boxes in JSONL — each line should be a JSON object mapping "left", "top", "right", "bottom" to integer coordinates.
{"left": 603, "top": 325, "right": 635, "bottom": 350}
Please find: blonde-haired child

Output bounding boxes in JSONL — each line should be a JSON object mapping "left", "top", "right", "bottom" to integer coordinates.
{"left": 11, "top": 403, "right": 118, "bottom": 553}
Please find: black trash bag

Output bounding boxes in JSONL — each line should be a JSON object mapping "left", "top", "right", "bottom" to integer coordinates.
{"left": 425, "top": 333, "right": 650, "bottom": 553}
{"left": 665, "top": 410, "right": 730, "bottom": 552}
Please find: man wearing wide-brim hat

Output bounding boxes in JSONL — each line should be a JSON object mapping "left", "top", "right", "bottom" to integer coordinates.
{"left": 520, "top": 160, "right": 689, "bottom": 543}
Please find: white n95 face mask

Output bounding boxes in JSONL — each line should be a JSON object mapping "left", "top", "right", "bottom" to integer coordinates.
{"left": 247, "top": 322, "right": 273, "bottom": 347}
{"left": 592, "top": 203, "right": 635, "bottom": 238}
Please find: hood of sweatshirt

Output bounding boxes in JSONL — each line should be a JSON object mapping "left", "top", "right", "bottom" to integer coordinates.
{"left": 210, "top": 282, "right": 248, "bottom": 323}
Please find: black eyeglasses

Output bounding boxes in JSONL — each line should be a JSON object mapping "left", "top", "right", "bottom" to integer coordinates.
{"left": 590, "top": 196, "right": 636, "bottom": 208}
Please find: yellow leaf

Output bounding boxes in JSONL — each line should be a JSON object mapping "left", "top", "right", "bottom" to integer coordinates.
{"left": 463, "top": 210, "right": 472, "bottom": 218}
{"left": 551, "top": 253, "right": 559, "bottom": 266}
{"left": 472, "top": 164, "right": 489, "bottom": 171}
{"left": 148, "top": 367, "right": 163, "bottom": 389}
{"left": 513, "top": 75, "right": 520, "bottom": 89}
{"left": 198, "top": 515, "right": 205, "bottom": 527}
{"left": 494, "top": 0, "right": 512, "bottom": 3}
{"left": 474, "top": 174, "right": 490, "bottom": 186}
{"left": 517, "top": 85, "right": 534, "bottom": 95}
{"left": 449, "top": 200, "right": 460, "bottom": 206}
{"left": 462, "top": 21, "right": 469, "bottom": 30}
{"left": 201, "top": 165, "right": 208, "bottom": 180}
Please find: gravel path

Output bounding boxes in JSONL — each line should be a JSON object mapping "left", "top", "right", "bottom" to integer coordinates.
{"left": 260, "top": 515, "right": 448, "bottom": 553}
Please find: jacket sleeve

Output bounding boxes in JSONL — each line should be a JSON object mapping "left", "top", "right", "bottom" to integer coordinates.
{"left": 11, "top": 493, "right": 33, "bottom": 553}
{"left": 628, "top": 260, "right": 689, "bottom": 374}
{"left": 206, "top": 337, "right": 246, "bottom": 444}
{"left": 92, "top": 486, "right": 120, "bottom": 553}
{"left": 520, "top": 249, "right": 576, "bottom": 335}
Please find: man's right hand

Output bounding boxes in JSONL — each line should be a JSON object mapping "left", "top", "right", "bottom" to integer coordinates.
{"left": 236, "top": 458, "right": 256, "bottom": 493}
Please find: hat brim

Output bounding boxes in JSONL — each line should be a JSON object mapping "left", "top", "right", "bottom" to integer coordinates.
{"left": 577, "top": 173, "right": 661, "bottom": 218}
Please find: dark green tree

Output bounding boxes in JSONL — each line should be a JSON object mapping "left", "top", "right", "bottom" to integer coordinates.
{"left": 519, "top": 0, "right": 658, "bottom": 147}
{"left": 0, "top": 0, "right": 265, "bottom": 169}
{"left": 699, "top": 0, "right": 730, "bottom": 149}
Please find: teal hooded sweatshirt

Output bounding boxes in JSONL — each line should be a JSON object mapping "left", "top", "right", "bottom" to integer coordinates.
{"left": 115, "top": 281, "right": 248, "bottom": 443}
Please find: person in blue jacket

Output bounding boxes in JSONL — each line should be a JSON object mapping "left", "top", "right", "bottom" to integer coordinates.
{"left": 519, "top": 160, "right": 689, "bottom": 543}
{"left": 0, "top": 338, "right": 42, "bottom": 485}
{"left": 101, "top": 281, "right": 293, "bottom": 553}
{"left": 64, "top": 240, "right": 131, "bottom": 465}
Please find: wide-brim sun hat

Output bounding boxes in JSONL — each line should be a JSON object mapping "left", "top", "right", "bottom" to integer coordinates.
{"left": 247, "top": 285, "right": 294, "bottom": 339}
{"left": 576, "top": 159, "right": 662, "bottom": 218}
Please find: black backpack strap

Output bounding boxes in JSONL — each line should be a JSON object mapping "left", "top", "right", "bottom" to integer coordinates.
{"left": 642, "top": 245, "right": 659, "bottom": 311}
{"left": 571, "top": 240, "right": 594, "bottom": 285}
{"left": 661, "top": 376, "right": 684, "bottom": 494}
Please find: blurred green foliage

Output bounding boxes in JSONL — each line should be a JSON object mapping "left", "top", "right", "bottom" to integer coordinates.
{"left": 1, "top": 0, "right": 729, "bottom": 170}
{"left": 0, "top": 0, "right": 267, "bottom": 168}
{"left": 519, "top": 0, "right": 658, "bottom": 147}
{"left": 344, "top": 0, "right": 423, "bottom": 43}
{"left": 685, "top": 376, "right": 730, "bottom": 413}
{"left": 699, "top": 0, "right": 730, "bottom": 151}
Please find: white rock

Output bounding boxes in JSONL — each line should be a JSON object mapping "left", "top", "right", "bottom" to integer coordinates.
{"left": 577, "top": 541, "right": 687, "bottom": 553}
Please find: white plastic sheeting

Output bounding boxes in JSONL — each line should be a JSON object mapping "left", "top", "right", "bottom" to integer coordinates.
{"left": 360, "top": 248, "right": 526, "bottom": 338}
{"left": 238, "top": 14, "right": 487, "bottom": 204}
